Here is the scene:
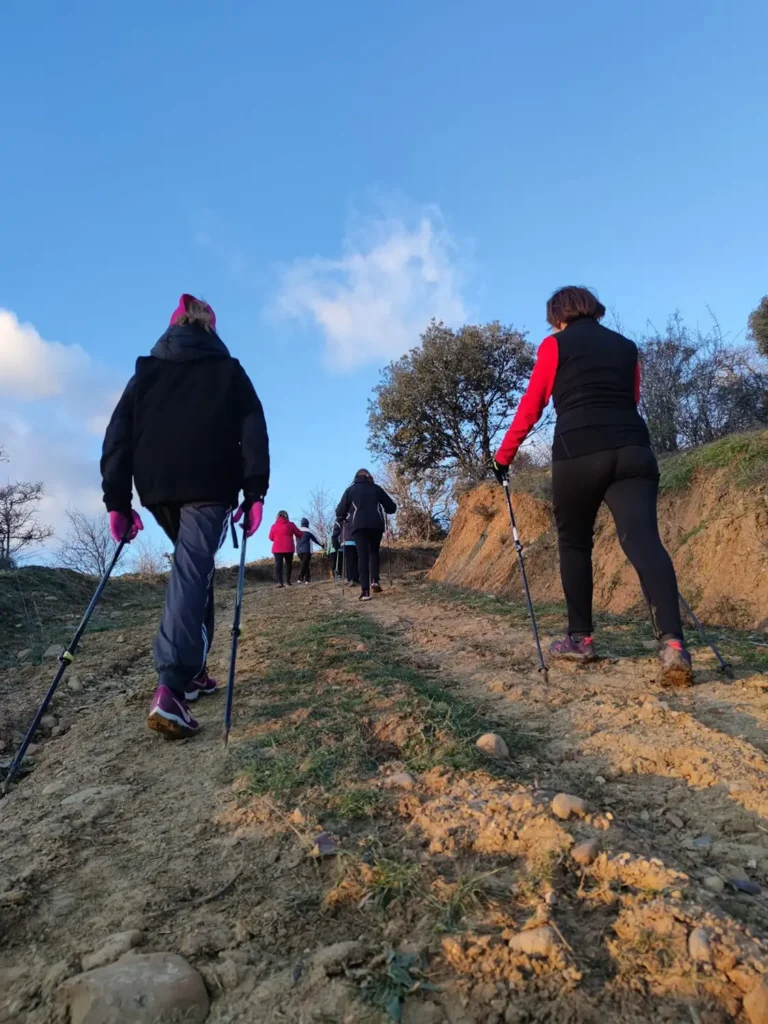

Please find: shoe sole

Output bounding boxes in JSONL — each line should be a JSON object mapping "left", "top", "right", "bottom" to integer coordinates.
{"left": 372, "top": 585, "right": 382, "bottom": 594}
{"left": 550, "top": 651, "right": 597, "bottom": 663}
{"left": 184, "top": 685, "right": 217, "bottom": 702}
{"left": 147, "top": 709, "right": 199, "bottom": 740}
{"left": 659, "top": 664, "right": 694, "bottom": 689}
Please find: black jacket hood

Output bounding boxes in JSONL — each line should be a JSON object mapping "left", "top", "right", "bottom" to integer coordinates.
{"left": 150, "top": 324, "right": 230, "bottom": 362}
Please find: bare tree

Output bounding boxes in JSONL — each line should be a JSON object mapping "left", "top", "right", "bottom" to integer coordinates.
{"left": 57, "top": 509, "right": 116, "bottom": 576}
{"left": 130, "top": 537, "right": 172, "bottom": 576}
{"left": 302, "top": 485, "right": 335, "bottom": 546}
{"left": 639, "top": 312, "right": 768, "bottom": 452}
{"left": 0, "top": 481, "right": 54, "bottom": 568}
{"left": 381, "top": 464, "right": 453, "bottom": 542}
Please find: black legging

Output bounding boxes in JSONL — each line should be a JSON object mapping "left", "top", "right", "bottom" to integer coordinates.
{"left": 353, "top": 529, "right": 383, "bottom": 593}
{"left": 273, "top": 552, "right": 293, "bottom": 585}
{"left": 298, "top": 552, "right": 312, "bottom": 582}
{"left": 552, "top": 445, "right": 683, "bottom": 639}
{"left": 344, "top": 544, "right": 359, "bottom": 583}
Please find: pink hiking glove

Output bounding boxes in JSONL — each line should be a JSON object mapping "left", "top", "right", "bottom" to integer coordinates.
{"left": 109, "top": 510, "right": 144, "bottom": 544}
{"left": 233, "top": 501, "right": 263, "bottom": 538}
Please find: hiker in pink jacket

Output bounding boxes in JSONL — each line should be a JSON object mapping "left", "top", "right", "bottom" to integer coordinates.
{"left": 269, "top": 511, "right": 302, "bottom": 587}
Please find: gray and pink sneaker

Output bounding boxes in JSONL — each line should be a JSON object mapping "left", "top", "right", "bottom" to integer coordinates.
{"left": 658, "top": 640, "right": 693, "bottom": 688}
{"left": 185, "top": 668, "right": 218, "bottom": 702}
{"left": 549, "top": 634, "right": 597, "bottom": 663}
{"left": 147, "top": 685, "right": 200, "bottom": 739}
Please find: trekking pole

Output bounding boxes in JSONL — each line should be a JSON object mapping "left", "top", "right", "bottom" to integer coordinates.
{"left": 1, "top": 537, "right": 128, "bottom": 797}
{"left": 500, "top": 477, "right": 548, "bottom": 682}
{"left": 678, "top": 592, "right": 733, "bottom": 678}
{"left": 341, "top": 544, "right": 346, "bottom": 600}
{"left": 642, "top": 585, "right": 733, "bottom": 678}
{"left": 386, "top": 515, "right": 393, "bottom": 585}
{"left": 223, "top": 514, "right": 249, "bottom": 747}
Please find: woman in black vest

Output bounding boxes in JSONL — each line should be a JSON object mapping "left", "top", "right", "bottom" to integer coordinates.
{"left": 494, "top": 286, "right": 692, "bottom": 688}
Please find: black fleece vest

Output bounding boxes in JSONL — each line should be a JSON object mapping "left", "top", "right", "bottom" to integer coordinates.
{"left": 551, "top": 318, "right": 650, "bottom": 460}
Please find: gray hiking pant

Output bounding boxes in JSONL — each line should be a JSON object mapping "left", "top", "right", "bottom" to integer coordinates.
{"left": 151, "top": 504, "right": 230, "bottom": 697}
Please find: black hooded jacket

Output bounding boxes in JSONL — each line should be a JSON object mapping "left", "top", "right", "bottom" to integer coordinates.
{"left": 101, "top": 324, "right": 270, "bottom": 512}
{"left": 335, "top": 476, "right": 397, "bottom": 534}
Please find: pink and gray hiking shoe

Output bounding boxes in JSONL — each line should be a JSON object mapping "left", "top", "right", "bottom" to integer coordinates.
{"left": 147, "top": 685, "right": 200, "bottom": 739}
{"left": 185, "top": 668, "right": 218, "bottom": 702}
{"left": 549, "top": 634, "right": 597, "bottom": 663}
{"left": 658, "top": 639, "right": 693, "bottom": 688}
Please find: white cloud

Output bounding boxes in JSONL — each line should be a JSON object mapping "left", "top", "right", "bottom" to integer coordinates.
{"left": 0, "top": 309, "right": 91, "bottom": 399}
{"left": 0, "top": 310, "right": 123, "bottom": 559}
{"left": 273, "top": 208, "right": 467, "bottom": 370}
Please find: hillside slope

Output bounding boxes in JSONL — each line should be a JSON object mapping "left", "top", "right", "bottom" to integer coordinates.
{"left": 430, "top": 434, "right": 768, "bottom": 629}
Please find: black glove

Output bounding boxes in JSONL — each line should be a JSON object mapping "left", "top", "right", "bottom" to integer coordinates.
{"left": 492, "top": 459, "right": 509, "bottom": 485}
{"left": 331, "top": 535, "right": 340, "bottom": 551}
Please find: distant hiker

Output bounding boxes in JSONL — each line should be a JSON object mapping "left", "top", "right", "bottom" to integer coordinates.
{"left": 493, "top": 286, "right": 692, "bottom": 687}
{"left": 296, "top": 517, "right": 323, "bottom": 584}
{"left": 331, "top": 514, "right": 360, "bottom": 585}
{"left": 269, "top": 511, "right": 302, "bottom": 587}
{"left": 101, "top": 293, "right": 269, "bottom": 738}
{"left": 335, "top": 470, "right": 396, "bottom": 601}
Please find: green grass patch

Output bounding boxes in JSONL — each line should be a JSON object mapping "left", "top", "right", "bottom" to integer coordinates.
{"left": 234, "top": 609, "right": 525, "bottom": 806}
{"left": 658, "top": 430, "right": 768, "bottom": 492}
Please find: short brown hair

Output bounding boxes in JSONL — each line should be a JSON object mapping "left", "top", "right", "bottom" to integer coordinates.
{"left": 546, "top": 286, "right": 606, "bottom": 327}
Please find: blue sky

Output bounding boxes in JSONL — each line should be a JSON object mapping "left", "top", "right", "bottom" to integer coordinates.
{"left": 1, "top": 0, "right": 766, "bottom": 562}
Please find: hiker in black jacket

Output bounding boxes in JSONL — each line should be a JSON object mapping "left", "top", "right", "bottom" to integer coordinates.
{"left": 296, "top": 518, "right": 323, "bottom": 584}
{"left": 101, "top": 294, "right": 270, "bottom": 739}
{"left": 335, "top": 469, "right": 396, "bottom": 601}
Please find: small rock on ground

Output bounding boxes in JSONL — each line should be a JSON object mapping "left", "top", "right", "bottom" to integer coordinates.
{"left": 40, "top": 714, "right": 58, "bottom": 731}
{"left": 744, "top": 980, "right": 768, "bottom": 1024}
{"left": 66, "top": 676, "right": 84, "bottom": 693}
{"left": 311, "top": 832, "right": 336, "bottom": 858}
{"left": 475, "top": 733, "right": 509, "bottom": 760}
{"left": 703, "top": 875, "right": 725, "bottom": 893}
{"left": 551, "top": 793, "right": 589, "bottom": 820}
{"left": 688, "top": 927, "right": 711, "bottom": 963}
{"left": 507, "top": 926, "right": 558, "bottom": 958}
{"left": 571, "top": 839, "right": 599, "bottom": 866}
{"left": 43, "top": 781, "right": 67, "bottom": 797}
{"left": 311, "top": 940, "right": 367, "bottom": 971}
{"left": 383, "top": 772, "right": 417, "bottom": 790}
{"left": 59, "top": 953, "right": 209, "bottom": 1024}
{"left": 17, "top": 649, "right": 31, "bottom": 663}
{"left": 61, "top": 786, "right": 130, "bottom": 808}
{"left": 82, "top": 930, "right": 144, "bottom": 971}
{"left": 44, "top": 645, "right": 64, "bottom": 659}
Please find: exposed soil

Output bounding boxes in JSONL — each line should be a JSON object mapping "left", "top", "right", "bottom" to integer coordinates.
{"left": 431, "top": 460, "right": 768, "bottom": 628}
{"left": 2, "top": 560, "right": 768, "bottom": 1023}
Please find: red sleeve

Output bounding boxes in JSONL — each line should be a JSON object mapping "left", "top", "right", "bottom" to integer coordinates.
{"left": 292, "top": 524, "right": 303, "bottom": 539}
{"left": 268, "top": 525, "right": 275, "bottom": 541}
{"left": 495, "top": 336, "right": 558, "bottom": 465}
{"left": 634, "top": 361, "right": 641, "bottom": 404}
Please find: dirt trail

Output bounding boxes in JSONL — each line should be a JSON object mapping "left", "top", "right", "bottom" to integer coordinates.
{"left": 2, "top": 568, "right": 768, "bottom": 1023}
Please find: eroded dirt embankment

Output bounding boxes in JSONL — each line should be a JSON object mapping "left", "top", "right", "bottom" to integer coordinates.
{"left": 430, "top": 462, "right": 768, "bottom": 629}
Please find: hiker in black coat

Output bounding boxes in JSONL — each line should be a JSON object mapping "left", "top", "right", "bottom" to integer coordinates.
{"left": 296, "top": 518, "right": 323, "bottom": 584}
{"left": 101, "top": 294, "right": 269, "bottom": 739}
{"left": 335, "top": 469, "right": 396, "bottom": 601}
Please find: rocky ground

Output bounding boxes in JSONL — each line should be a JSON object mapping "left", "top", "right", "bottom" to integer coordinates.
{"left": 2, "top": 564, "right": 768, "bottom": 1023}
